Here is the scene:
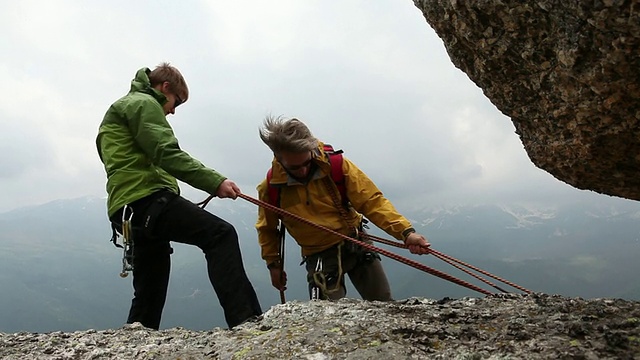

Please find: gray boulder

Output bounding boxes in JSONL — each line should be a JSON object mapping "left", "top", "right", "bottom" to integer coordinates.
{"left": 413, "top": 0, "right": 640, "bottom": 201}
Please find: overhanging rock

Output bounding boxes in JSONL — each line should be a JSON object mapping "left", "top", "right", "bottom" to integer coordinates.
{"left": 413, "top": 0, "right": 640, "bottom": 201}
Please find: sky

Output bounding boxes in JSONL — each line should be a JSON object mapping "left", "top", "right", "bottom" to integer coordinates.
{"left": 1, "top": 0, "right": 636, "bottom": 215}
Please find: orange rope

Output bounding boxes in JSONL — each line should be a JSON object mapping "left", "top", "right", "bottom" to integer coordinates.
{"left": 198, "top": 193, "right": 533, "bottom": 296}
{"left": 363, "top": 233, "right": 532, "bottom": 294}
{"left": 235, "top": 193, "right": 493, "bottom": 296}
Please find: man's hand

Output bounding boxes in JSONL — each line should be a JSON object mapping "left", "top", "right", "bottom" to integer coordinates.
{"left": 216, "top": 179, "right": 241, "bottom": 199}
{"left": 269, "top": 267, "right": 287, "bottom": 291}
{"left": 405, "top": 232, "right": 431, "bottom": 255}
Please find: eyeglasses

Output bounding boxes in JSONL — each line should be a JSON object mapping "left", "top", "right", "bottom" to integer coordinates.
{"left": 280, "top": 152, "right": 313, "bottom": 171}
{"left": 174, "top": 93, "right": 184, "bottom": 108}
{"left": 283, "top": 158, "right": 313, "bottom": 171}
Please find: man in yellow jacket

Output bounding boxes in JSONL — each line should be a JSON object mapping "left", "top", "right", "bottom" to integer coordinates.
{"left": 256, "top": 116, "right": 431, "bottom": 301}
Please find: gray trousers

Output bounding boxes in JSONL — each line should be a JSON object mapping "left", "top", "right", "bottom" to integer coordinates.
{"left": 304, "top": 241, "right": 392, "bottom": 301}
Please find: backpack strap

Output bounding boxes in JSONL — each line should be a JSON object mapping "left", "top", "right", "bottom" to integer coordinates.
{"left": 323, "top": 144, "right": 347, "bottom": 206}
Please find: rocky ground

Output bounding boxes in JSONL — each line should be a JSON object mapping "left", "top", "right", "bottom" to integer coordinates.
{"left": 1, "top": 293, "right": 639, "bottom": 359}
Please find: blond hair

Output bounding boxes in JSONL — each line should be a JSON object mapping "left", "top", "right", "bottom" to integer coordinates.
{"left": 259, "top": 115, "right": 318, "bottom": 155}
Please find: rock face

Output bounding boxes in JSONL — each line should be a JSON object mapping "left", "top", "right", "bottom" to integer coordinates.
{"left": 413, "top": 0, "right": 640, "bottom": 201}
{"left": 1, "top": 294, "right": 639, "bottom": 359}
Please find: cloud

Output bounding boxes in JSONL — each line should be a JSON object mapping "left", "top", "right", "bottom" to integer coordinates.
{"left": 0, "top": 0, "right": 627, "bottom": 214}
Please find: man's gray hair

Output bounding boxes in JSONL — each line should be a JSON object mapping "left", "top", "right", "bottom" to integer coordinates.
{"left": 259, "top": 115, "right": 318, "bottom": 154}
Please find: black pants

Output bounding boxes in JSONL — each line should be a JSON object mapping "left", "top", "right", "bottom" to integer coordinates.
{"left": 111, "top": 190, "right": 262, "bottom": 329}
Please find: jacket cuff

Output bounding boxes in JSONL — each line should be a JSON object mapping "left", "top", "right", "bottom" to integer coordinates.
{"left": 402, "top": 227, "right": 416, "bottom": 242}
{"left": 266, "top": 259, "right": 282, "bottom": 270}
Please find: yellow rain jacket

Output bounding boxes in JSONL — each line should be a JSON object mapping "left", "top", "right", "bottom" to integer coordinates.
{"left": 256, "top": 142, "right": 414, "bottom": 267}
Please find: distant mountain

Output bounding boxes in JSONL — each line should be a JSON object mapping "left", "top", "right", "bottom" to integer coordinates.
{"left": 1, "top": 195, "right": 639, "bottom": 333}
{"left": 413, "top": 200, "right": 640, "bottom": 260}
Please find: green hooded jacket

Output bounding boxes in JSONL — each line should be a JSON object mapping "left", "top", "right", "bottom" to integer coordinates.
{"left": 96, "top": 68, "right": 226, "bottom": 217}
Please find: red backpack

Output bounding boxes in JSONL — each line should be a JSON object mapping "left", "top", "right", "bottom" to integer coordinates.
{"left": 266, "top": 144, "right": 347, "bottom": 207}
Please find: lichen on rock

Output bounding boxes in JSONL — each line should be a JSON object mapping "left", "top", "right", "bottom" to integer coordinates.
{"left": 1, "top": 294, "right": 639, "bottom": 359}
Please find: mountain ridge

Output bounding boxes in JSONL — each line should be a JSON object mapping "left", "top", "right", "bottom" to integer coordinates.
{"left": 1, "top": 195, "right": 639, "bottom": 333}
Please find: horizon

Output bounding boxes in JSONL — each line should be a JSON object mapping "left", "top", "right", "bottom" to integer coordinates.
{"left": 1, "top": 194, "right": 639, "bottom": 333}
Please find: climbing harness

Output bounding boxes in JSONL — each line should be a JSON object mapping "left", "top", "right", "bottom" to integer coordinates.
{"left": 109, "top": 191, "right": 178, "bottom": 278}
{"left": 309, "top": 243, "right": 346, "bottom": 300}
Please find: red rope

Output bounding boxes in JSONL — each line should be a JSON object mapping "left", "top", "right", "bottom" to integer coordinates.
{"left": 429, "top": 248, "right": 532, "bottom": 294}
{"left": 363, "top": 233, "right": 531, "bottom": 294}
{"left": 236, "top": 194, "right": 493, "bottom": 296}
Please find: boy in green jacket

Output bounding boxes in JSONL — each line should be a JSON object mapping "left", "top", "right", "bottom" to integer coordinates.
{"left": 96, "top": 63, "right": 262, "bottom": 330}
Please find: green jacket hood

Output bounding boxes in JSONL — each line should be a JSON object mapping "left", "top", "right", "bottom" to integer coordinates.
{"left": 129, "top": 67, "right": 168, "bottom": 106}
